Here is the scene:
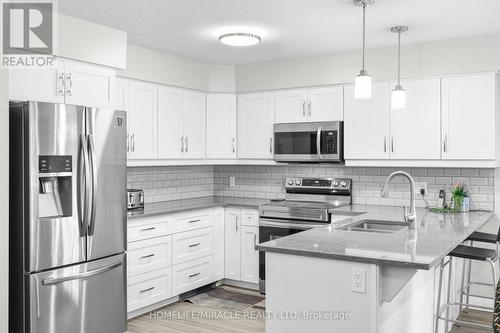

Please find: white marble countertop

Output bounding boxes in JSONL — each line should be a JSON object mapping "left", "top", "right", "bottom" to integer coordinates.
{"left": 256, "top": 204, "right": 495, "bottom": 270}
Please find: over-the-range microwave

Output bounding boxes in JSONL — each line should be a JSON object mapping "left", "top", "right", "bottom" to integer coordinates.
{"left": 273, "top": 121, "right": 344, "bottom": 163}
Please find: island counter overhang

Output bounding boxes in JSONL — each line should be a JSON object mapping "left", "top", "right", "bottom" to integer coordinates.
{"left": 256, "top": 205, "right": 495, "bottom": 333}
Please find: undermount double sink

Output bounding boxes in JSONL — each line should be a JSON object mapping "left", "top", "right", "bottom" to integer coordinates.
{"left": 341, "top": 219, "right": 408, "bottom": 234}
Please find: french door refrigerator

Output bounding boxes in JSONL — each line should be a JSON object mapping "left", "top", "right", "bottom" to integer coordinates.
{"left": 9, "top": 101, "right": 127, "bottom": 333}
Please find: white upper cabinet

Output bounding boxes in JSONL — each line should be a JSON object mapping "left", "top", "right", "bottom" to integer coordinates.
{"left": 206, "top": 94, "right": 237, "bottom": 159}
{"left": 307, "top": 86, "right": 344, "bottom": 122}
{"left": 275, "top": 86, "right": 343, "bottom": 123}
{"left": 115, "top": 78, "right": 128, "bottom": 111}
{"left": 9, "top": 58, "right": 115, "bottom": 108}
{"left": 238, "top": 92, "right": 275, "bottom": 159}
{"left": 344, "top": 82, "right": 391, "bottom": 159}
{"left": 389, "top": 78, "right": 441, "bottom": 160}
{"left": 63, "top": 59, "right": 115, "bottom": 109}
{"left": 127, "top": 80, "right": 158, "bottom": 160}
{"left": 275, "top": 89, "right": 308, "bottom": 123}
{"left": 442, "top": 74, "right": 496, "bottom": 160}
{"left": 183, "top": 91, "right": 206, "bottom": 159}
{"left": 157, "top": 86, "right": 184, "bottom": 159}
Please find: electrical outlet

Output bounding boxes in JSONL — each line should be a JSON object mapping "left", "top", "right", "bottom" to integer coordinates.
{"left": 351, "top": 268, "right": 366, "bottom": 294}
{"left": 229, "top": 176, "right": 236, "bottom": 187}
{"left": 415, "top": 182, "right": 427, "bottom": 195}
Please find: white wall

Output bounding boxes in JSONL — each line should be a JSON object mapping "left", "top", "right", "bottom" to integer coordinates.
{"left": 0, "top": 69, "right": 9, "bottom": 333}
{"left": 235, "top": 34, "right": 500, "bottom": 91}
{"left": 57, "top": 14, "right": 127, "bottom": 69}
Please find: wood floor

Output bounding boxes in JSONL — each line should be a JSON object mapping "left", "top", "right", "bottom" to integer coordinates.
{"left": 449, "top": 309, "right": 493, "bottom": 333}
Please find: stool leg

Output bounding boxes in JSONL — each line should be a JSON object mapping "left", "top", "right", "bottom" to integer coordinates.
{"left": 487, "top": 258, "right": 497, "bottom": 304}
{"left": 435, "top": 259, "right": 445, "bottom": 333}
{"left": 465, "top": 258, "right": 472, "bottom": 311}
{"left": 445, "top": 258, "right": 453, "bottom": 332}
{"left": 459, "top": 257, "right": 466, "bottom": 316}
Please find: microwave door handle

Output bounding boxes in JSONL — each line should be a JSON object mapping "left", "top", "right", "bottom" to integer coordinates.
{"left": 87, "top": 134, "right": 97, "bottom": 236}
{"left": 316, "top": 126, "right": 322, "bottom": 159}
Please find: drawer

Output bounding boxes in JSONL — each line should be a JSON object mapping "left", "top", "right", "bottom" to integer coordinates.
{"left": 128, "top": 216, "right": 169, "bottom": 242}
{"left": 172, "top": 256, "right": 213, "bottom": 296}
{"left": 128, "top": 236, "right": 172, "bottom": 277}
{"left": 241, "top": 209, "right": 259, "bottom": 227}
{"left": 171, "top": 210, "right": 212, "bottom": 234}
{"left": 127, "top": 268, "right": 172, "bottom": 312}
{"left": 172, "top": 228, "right": 213, "bottom": 265}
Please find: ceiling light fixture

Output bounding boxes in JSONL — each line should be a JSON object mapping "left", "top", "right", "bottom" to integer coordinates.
{"left": 354, "top": 0, "right": 375, "bottom": 99}
{"left": 219, "top": 33, "right": 261, "bottom": 47}
{"left": 391, "top": 26, "right": 409, "bottom": 110}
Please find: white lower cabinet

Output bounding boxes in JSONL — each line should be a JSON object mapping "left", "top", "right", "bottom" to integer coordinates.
{"left": 127, "top": 207, "right": 259, "bottom": 315}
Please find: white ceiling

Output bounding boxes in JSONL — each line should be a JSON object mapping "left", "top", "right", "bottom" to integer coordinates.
{"left": 59, "top": 0, "right": 500, "bottom": 65}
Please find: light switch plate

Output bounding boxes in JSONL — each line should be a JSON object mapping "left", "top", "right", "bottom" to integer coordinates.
{"left": 229, "top": 176, "right": 236, "bottom": 187}
{"left": 351, "top": 268, "right": 366, "bottom": 294}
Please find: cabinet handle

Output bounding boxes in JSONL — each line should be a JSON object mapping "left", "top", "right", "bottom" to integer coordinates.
{"left": 231, "top": 214, "right": 239, "bottom": 231}
{"left": 126, "top": 133, "right": 129, "bottom": 153}
{"left": 189, "top": 273, "right": 201, "bottom": 279}
{"left": 302, "top": 100, "right": 306, "bottom": 117}
{"left": 185, "top": 137, "right": 189, "bottom": 153}
{"left": 443, "top": 134, "right": 447, "bottom": 153}
{"left": 232, "top": 138, "right": 236, "bottom": 154}
{"left": 66, "top": 73, "right": 73, "bottom": 96}
{"left": 269, "top": 137, "right": 273, "bottom": 154}
{"left": 189, "top": 219, "right": 200, "bottom": 224}
{"left": 57, "top": 72, "right": 65, "bottom": 96}
{"left": 140, "top": 253, "right": 155, "bottom": 259}
{"left": 308, "top": 100, "right": 312, "bottom": 117}
{"left": 189, "top": 243, "right": 201, "bottom": 248}
{"left": 391, "top": 137, "right": 394, "bottom": 153}
{"left": 181, "top": 136, "right": 184, "bottom": 153}
{"left": 131, "top": 134, "right": 135, "bottom": 152}
{"left": 383, "top": 136, "right": 387, "bottom": 153}
{"left": 140, "top": 227, "right": 155, "bottom": 232}
{"left": 140, "top": 286, "right": 155, "bottom": 294}
{"left": 254, "top": 233, "right": 257, "bottom": 247}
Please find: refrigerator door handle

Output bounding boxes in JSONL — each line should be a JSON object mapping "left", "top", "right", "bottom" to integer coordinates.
{"left": 78, "top": 134, "right": 90, "bottom": 237}
{"left": 41, "top": 262, "right": 122, "bottom": 285}
{"left": 87, "top": 134, "right": 98, "bottom": 236}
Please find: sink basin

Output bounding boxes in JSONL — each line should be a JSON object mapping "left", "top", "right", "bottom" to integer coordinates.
{"left": 341, "top": 219, "right": 407, "bottom": 234}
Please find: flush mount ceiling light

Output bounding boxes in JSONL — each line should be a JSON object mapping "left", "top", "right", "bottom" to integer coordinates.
{"left": 391, "top": 25, "right": 409, "bottom": 110}
{"left": 354, "top": 0, "right": 375, "bottom": 99}
{"left": 219, "top": 33, "right": 261, "bottom": 47}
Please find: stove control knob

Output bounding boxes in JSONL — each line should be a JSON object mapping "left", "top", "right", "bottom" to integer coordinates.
{"left": 332, "top": 181, "right": 339, "bottom": 187}
{"left": 295, "top": 179, "right": 302, "bottom": 186}
{"left": 340, "top": 181, "right": 347, "bottom": 188}
{"left": 287, "top": 179, "right": 294, "bottom": 186}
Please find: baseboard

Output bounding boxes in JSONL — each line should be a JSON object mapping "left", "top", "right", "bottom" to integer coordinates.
{"left": 223, "top": 279, "right": 260, "bottom": 291}
{"left": 127, "top": 295, "right": 180, "bottom": 320}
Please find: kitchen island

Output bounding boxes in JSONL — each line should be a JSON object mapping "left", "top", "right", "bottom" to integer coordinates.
{"left": 256, "top": 205, "right": 494, "bottom": 333}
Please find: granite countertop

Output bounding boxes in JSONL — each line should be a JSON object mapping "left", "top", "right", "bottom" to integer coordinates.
{"left": 256, "top": 204, "right": 495, "bottom": 270}
{"left": 127, "top": 196, "right": 269, "bottom": 220}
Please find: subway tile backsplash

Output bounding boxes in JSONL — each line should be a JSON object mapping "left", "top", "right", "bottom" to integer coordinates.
{"left": 128, "top": 165, "right": 495, "bottom": 211}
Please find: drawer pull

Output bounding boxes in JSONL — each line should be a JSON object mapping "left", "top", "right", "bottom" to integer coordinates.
{"left": 189, "top": 243, "right": 201, "bottom": 248}
{"left": 140, "top": 286, "right": 155, "bottom": 294}
{"left": 140, "top": 253, "right": 155, "bottom": 259}
{"left": 189, "top": 219, "right": 201, "bottom": 224}
{"left": 140, "top": 227, "right": 155, "bottom": 232}
{"left": 189, "top": 272, "right": 200, "bottom": 279}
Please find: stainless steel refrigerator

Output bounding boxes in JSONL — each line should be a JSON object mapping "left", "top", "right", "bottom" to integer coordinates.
{"left": 9, "top": 101, "right": 127, "bottom": 333}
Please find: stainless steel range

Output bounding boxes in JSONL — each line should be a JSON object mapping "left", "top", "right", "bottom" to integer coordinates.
{"left": 258, "top": 177, "right": 352, "bottom": 293}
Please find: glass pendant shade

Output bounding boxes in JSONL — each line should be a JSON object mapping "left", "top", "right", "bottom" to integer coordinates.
{"left": 391, "top": 85, "right": 406, "bottom": 109}
{"left": 354, "top": 71, "right": 372, "bottom": 99}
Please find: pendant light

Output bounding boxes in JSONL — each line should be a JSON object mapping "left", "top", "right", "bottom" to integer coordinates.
{"left": 354, "top": 0, "right": 375, "bottom": 99}
{"left": 391, "top": 26, "right": 408, "bottom": 109}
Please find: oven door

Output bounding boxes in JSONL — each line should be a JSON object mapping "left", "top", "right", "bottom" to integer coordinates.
{"left": 273, "top": 122, "right": 343, "bottom": 162}
{"left": 258, "top": 219, "right": 320, "bottom": 294}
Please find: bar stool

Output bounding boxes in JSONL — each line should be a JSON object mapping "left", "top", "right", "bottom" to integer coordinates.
{"left": 435, "top": 244, "right": 498, "bottom": 333}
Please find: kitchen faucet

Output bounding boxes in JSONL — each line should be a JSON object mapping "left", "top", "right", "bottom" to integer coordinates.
{"left": 380, "top": 171, "right": 417, "bottom": 229}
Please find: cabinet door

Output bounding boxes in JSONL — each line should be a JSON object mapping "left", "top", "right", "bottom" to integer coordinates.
{"left": 224, "top": 209, "right": 241, "bottom": 280}
{"left": 128, "top": 80, "right": 158, "bottom": 159}
{"left": 240, "top": 226, "right": 259, "bottom": 284}
{"left": 115, "top": 78, "right": 128, "bottom": 111}
{"left": 183, "top": 91, "right": 206, "bottom": 159}
{"left": 389, "top": 78, "right": 441, "bottom": 159}
{"left": 442, "top": 74, "right": 496, "bottom": 160}
{"left": 344, "top": 82, "right": 391, "bottom": 159}
{"left": 63, "top": 59, "right": 116, "bottom": 108}
{"left": 212, "top": 208, "right": 225, "bottom": 281}
{"left": 157, "top": 86, "right": 184, "bottom": 159}
{"left": 206, "top": 94, "right": 237, "bottom": 159}
{"left": 307, "top": 86, "right": 344, "bottom": 121}
{"left": 275, "top": 89, "right": 308, "bottom": 123}
{"left": 9, "top": 64, "right": 65, "bottom": 104}
{"left": 237, "top": 92, "right": 275, "bottom": 159}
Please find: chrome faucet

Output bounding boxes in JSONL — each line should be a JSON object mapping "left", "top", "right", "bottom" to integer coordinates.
{"left": 380, "top": 171, "right": 417, "bottom": 229}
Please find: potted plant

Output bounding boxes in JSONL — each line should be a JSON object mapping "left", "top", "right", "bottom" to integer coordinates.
{"left": 451, "top": 182, "right": 470, "bottom": 212}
